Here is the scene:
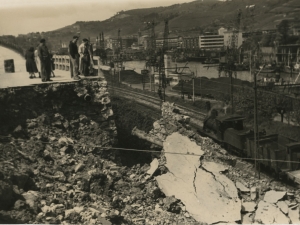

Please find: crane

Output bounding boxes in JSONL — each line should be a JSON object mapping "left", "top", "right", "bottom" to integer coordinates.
{"left": 157, "top": 19, "right": 169, "bottom": 101}
{"left": 145, "top": 21, "right": 157, "bottom": 69}
{"left": 227, "top": 9, "right": 242, "bottom": 77}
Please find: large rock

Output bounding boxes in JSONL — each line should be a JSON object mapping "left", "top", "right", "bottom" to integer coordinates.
{"left": 156, "top": 133, "right": 241, "bottom": 224}
{"left": 254, "top": 201, "right": 290, "bottom": 224}
{"left": 236, "top": 182, "right": 249, "bottom": 193}
{"left": 242, "top": 202, "right": 256, "bottom": 213}
{"left": 264, "top": 190, "right": 286, "bottom": 204}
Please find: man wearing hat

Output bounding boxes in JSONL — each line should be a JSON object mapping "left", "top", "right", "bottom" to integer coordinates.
{"left": 38, "top": 38, "right": 52, "bottom": 82}
{"left": 79, "top": 38, "right": 92, "bottom": 76}
{"left": 68, "top": 36, "right": 81, "bottom": 80}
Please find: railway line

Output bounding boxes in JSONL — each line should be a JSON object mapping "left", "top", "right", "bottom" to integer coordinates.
{"left": 108, "top": 84, "right": 300, "bottom": 185}
{"left": 108, "top": 86, "right": 207, "bottom": 128}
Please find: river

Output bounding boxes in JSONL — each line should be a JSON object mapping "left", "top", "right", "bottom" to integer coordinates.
{"left": 122, "top": 60, "right": 252, "bottom": 82}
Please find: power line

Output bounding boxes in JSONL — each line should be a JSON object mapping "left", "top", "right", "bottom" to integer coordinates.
{"left": 1, "top": 135, "right": 300, "bottom": 165}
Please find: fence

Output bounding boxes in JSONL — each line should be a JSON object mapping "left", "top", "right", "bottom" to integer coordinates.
{"left": 53, "top": 55, "right": 104, "bottom": 77}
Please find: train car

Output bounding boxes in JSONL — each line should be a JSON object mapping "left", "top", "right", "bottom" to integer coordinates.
{"left": 223, "top": 128, "right": 255, "bottom": 155}
{"left": 201, "top": 113, "right": 245, "bottom": 142}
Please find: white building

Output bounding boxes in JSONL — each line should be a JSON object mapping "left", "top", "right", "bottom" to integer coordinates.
{"left": 199, "top": 33, "right": 224, "bottom": 50}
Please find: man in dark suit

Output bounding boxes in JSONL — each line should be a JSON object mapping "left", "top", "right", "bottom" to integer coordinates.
{"left": 69, "top": 36, "right": 81, "bottom": 80}
{"left": 38, "top": 39, "right": 52, "bottom": 82}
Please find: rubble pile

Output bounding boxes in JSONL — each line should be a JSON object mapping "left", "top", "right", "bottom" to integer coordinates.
{"left": 133, "top": 102, "right": 300, "bottom": 224}
{"left": 0, "top": 84, "right": 203, "bottom": 224}
{"left": 1, "top": 80, "right": 300, "bottom": 225}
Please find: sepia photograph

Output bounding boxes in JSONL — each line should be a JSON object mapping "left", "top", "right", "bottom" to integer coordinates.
{"left": 1, "top": 0, "right": 300, "bottom": 224}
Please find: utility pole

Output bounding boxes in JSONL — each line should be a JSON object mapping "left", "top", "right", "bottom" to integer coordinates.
{"left": 192, "top": 77, "right": 195, "bottom": 102}
{"left": 252, "top": 50, "right": 260, "bottom": 179}
{"left": 230, "top": 69, "right": 234, "bottom": 114}
{"left": 199, "top": 69, "right": 202, "bottom": 100}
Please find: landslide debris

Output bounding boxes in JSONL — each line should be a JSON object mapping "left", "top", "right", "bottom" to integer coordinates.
{"left": 0, "top": 82, "right": 200, "bottom": 225}
{"left": 133, "top": 101, "right": 300, "bottom": 224}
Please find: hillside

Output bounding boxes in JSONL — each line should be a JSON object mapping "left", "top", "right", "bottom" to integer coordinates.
{"left": 40, "top": 0, "right": 300, "bottom": 48}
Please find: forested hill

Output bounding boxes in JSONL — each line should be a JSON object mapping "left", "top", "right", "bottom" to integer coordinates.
{"left": 44, "top": 0, "right": 300, "bottom": 44}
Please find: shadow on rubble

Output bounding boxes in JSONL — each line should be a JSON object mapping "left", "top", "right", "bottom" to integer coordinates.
{"left": 111, "top": 96, "right": 161, "bottom": 167}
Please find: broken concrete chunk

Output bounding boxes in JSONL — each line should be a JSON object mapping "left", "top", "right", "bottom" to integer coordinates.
{"left": 241, "top": 202, "right": 256, "bottom": 213}
{"left": 58, "top": 137, "right": 74, "bottom": 146}
{"left": 153, "top": 121, "right": 161, "bottom": 130}
{"left": 183, "top": 116, "right": 190, "bottom": 123}
{"left": 146, "top": 158, "right": 159, "bottom": 177}
{"left": 156, "top": 133, "right": 240, "bottom": 224}
{"left": 22, "top": 191, "right": 40, "bottom": 209}
{"left": 288, "top": 206, "right": 300, "bottom": 224}
{"left": 276, "top": 201, "right": 288, "bottom": 214}
{"left": 236, "top": 182, "right": 250, "bottom": 193}
{"left": 242, "top": 213, "right": 253, "bottom": 224}
{"left": 74, "top": 162, "right": 85, "bottom": 173}
{"left": 254, "top": 201, "right": 290, "bottom": 224}
{"left": 250, "top": 187, "right": 258, "bottom": 200}
{"left": 264, "top": 190, "right": 286, "bottom": 204}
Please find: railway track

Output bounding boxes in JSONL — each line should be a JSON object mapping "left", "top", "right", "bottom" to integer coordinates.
{"left": 108, "top": 86, "right": 207, "bottom": 129}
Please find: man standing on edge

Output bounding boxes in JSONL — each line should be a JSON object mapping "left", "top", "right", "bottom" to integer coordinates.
{"left": 38, "top": 39, "right": 52, "bottom": 82}
{"left": 69, "top": 36, "right": 81, "bottom": 80}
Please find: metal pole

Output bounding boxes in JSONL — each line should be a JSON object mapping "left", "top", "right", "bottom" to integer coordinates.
{"left": 118, "top": 61, "right": 121, "bottom": 84}
{"left": 254, "top": 64, "right": 258, "bottom": 178}
{"left": 230, "top": 70, "right": 234, "bottom": 114}
{"left": 150, "top": 67, "right": 152, "bottom": 91}
{"left": 199, "top": 71, "right": 202, "bottom": 100}
{"left": 253, "top": 51, "right": 260, "bottom": 179}
{"left": 192, "top": 77, "right": 195, "bottom": 102}
{"left": 250, "top": 51, "right": 257, "bottom": 176}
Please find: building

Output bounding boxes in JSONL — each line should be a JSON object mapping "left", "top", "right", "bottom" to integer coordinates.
{"left": 276, "top": 44, "right": 300, "bottom": 65}
{"left": 139, "top": 35, "right": 151, "bottom": 50}
{"left": 122, "top": 38, "right": 137, "bottom": 49}
{"left": 182, "top": 37, "right": 199, "bottom": 50}
{"left": 155, "top": 36, "right": 181, "bottom": 50}
{"left": 199, "top": 32, "right": 224, "bottom": 50}
{"left": 105, "top": 38, "right": 122, "bottom": 51}
{"left": 223, "top": 31, "right": 243, "bottom": 48}
{"left": 260, "top": 47, "right": 277, "bottom": 63}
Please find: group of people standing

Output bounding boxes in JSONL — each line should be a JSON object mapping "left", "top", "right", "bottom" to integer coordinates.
{"left": 25, "top": 39, "right": 55, "bottom": 81}
{"left": 25, "top": 35, "right": 94, "bottom": 82}
{"left": 69, "top": 36, "right": 94, "bottom": 80}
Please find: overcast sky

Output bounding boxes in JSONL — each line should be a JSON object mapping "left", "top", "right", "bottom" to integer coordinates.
{"left": 0, "top": 0, "right": 196, "bottom": 36}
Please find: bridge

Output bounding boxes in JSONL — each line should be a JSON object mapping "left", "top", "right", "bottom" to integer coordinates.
{"left": 0, "top": 52, "right": 111, "bottom": 89}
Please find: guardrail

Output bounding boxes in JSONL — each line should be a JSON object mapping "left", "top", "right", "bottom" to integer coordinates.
{"left": 53, "top": 55, "right": 104, "bottom": 76}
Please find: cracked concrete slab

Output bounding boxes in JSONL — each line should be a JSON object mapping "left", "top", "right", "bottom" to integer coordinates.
{"left": 264, "top": 190, "right": 286, "bottom": 204}
{"left": 254, "top": 201, "right": 290, "bottom": 224}
{"left": 156, "top": 133, "right": 241, "bottom": 224}
{"left": 288, "top": 206, "right": 300, "bottom": 224}
{"left": 276, "top": 201, "right": 288, "bottom": 215}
